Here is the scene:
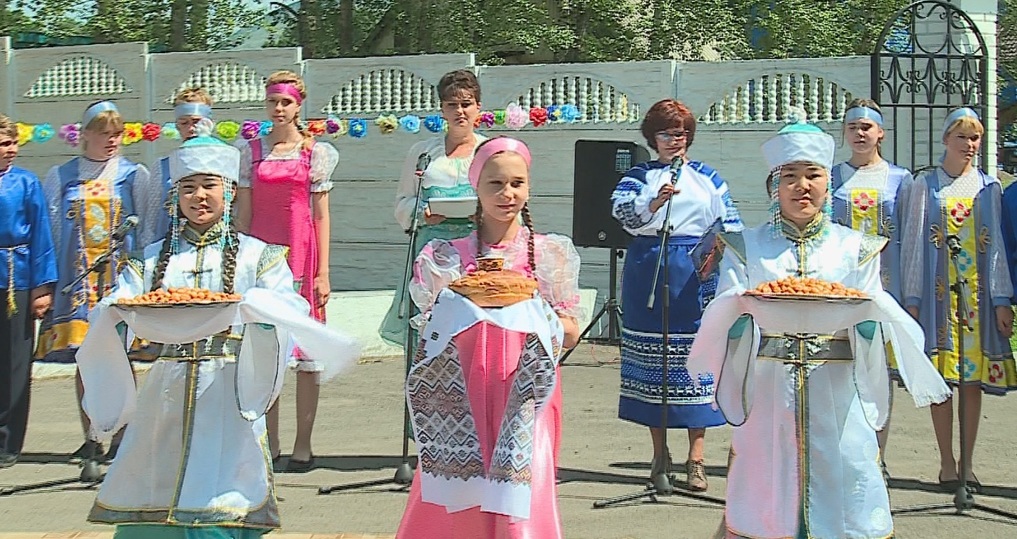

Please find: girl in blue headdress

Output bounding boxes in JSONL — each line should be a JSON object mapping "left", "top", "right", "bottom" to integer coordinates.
{"left": 830, "top": 98, "right": 914, "bottom": 477}
{"left": 37, "top": 100, "right": 163, "bottom": 462}
{"left": 898, "top": 107, "right": 1016, "bottom": 493}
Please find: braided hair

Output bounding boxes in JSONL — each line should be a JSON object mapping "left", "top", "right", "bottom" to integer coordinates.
{"left": 150, "top": 222, "right": 174, "bottom": 292}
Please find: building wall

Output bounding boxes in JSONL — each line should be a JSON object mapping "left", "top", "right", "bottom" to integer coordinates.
{"left": 0, "top": 38, "right": 992, "bottom": 335}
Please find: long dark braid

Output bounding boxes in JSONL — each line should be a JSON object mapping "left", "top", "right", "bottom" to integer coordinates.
{"left": 221, "top": 217, "right": 239, "bottom": 294}
{"left": 521, "top": 202, "right": 536, "bottom": 276}
{"left": 150, "top": 223, "right": 175, "bottom": 292}
{"left": 474, "top": 198, "right": 484, "bottom": 259}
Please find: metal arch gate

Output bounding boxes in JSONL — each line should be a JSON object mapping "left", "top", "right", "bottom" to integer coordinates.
{"left": 871, "top": 0, "right": 989, "bottom": 172}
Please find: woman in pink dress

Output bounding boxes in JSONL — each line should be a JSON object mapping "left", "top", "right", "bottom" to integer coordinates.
{"left": 398, "top": 137, "right": 582, "bottom": 539}
{"left": 234, "top": 70, "right": 339, "bottom": 472}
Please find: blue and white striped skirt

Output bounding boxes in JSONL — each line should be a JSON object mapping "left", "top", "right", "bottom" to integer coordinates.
{"left": 618, "top": 235, "right": 725, "bottom": 429}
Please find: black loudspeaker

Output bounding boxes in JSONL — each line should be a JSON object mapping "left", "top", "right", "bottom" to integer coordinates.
{"left": 572, "top": 140, "right": 651, "bottom": 249}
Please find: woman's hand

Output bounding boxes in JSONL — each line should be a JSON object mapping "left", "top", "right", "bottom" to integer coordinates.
{"left": 558, "top": 313, "right": 580, "bottom": 350}
{"left": 906, "top": 306, "right": 919, "bottom": 320}
{"left": 996, "top": 305, "right": 1014, "bottom": 338}
{"left": 30, "top": 287, "right": 52, "bottom": 319}
{"left": 314, "top": 274, "right": 331, "bottom": 308}
{"left": 648, "top": 183, "right": 680, "bottom": 213}
{"left": 424, "top": 206, "right": 446, "bottom": 226}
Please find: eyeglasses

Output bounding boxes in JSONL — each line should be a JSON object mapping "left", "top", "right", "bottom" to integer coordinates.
{"left": 654, "top": 131, "right": 687, "bottom": 143}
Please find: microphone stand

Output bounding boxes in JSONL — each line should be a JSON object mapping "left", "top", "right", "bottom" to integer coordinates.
{"left": 319, "top": 156, "right": 430, "bottom": 495}
{"left": 893, "top": 235, "right": 1017, "bottom": 520}
{"left": 594, "top": 157, "right": 724, "bottom": 509}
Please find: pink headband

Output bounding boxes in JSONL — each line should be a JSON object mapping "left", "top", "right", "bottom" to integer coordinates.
{"left": 468, "top": 137, "right": 532, "bottom": 188}
{"left": 265, "top": 83, "right": 303, "bottom": 104}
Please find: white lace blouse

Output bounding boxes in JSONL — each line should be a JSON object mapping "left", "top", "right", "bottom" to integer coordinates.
{"left": 410, "top": 229, "right": 585, "bottom": 322}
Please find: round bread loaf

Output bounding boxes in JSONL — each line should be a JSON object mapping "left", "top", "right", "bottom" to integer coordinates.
{"left": 450, "top": 269, "right": 537, "bottom": 307}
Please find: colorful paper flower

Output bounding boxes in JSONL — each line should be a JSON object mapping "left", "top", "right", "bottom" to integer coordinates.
{"left": 326, "top": 118, "right": 347, "bottom": 137}
{"left": 505, "top": 104, "right": 528, "bottom": 129}
{"left": 493, "top": 110, "right": 507, "bottom": 125}
{"left": 546, "top": 105, "right": 561, "bottom": 122}
{"left": 307, "top": 120, "right": 327, "bottom": 137}
{"left": 348, "top": 118, "right": 368, "bottom": 139}
{"left": 259, "top": 121, "right": 273, "bottom": 136}
{"left": 399, "top": 115, "right": 421, "bottom": 134}
{"left": 479, "top": 111, "right": 496, "bottom": 128}
{"left": 375, "top": 114, "right": 398, "bottom": 134}
{"left": 16, "top": 123, "right": 32, "bottom": 146}
{"left": 58, "top": 124, "right": 81, "bottom": 147}
{"left": 560, "top": 104, "right": 580, "bottom": 122}
{"left": 161, "top": 123, "right": 181, "bottom": 140}
{"left": 141, "top": 122, "right": 161, "bottom": 142}
{"left": 122, "top": 123, "right": 144, "bottom": 145}
{"left": 240, "top": 121, "right": 260, "bottom": 140}
{"left": 423, "top": 114, "right": 445, "bottom": 133}
{"left": 32, "top": 123, "right": 55, "bottom": 143}
{"left": 529, "top": 107, "right": 548, "bottom": 128}
{"left": 216, "top": 120, "right": 240, "bottom": 141}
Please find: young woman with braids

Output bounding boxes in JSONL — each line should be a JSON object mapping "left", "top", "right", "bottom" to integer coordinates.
{"left": 396, "top": 137, "right": 581, "bottom": 539}
{"left": 79, "top": 122, "right": 318, "bottom": 539}
{"left": 234, "top": 70, "right": 339, "bottom": 472}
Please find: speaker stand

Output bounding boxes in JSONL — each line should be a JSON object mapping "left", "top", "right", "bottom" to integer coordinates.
{"left": 560, "top": 248, "right": 623, "bottom": 365}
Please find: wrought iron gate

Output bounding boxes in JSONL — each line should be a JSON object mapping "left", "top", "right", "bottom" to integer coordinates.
{"left": 871, "top": 0, "right": 989, "bottom": 171}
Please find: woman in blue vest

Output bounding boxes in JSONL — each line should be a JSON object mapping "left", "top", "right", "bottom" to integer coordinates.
{"left": 37, "top": 100, "right": 162, "bottom": 461}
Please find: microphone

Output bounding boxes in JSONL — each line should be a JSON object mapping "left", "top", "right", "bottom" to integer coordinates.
{"left": 669, "top": 155, "right": 684, "bottom": 185}
{"left": 946, "top": 234, "right": 962, "bottom": 253}
{"left": 415, "top": 152, "right": 431, "bottom": 177}
{"left": 112, "top": 215, "right": 139, "bottom": 242}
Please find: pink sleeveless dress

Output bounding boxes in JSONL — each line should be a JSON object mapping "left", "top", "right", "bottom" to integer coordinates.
{"left": 248, "top": 140, "right": 323, "bottom": 322}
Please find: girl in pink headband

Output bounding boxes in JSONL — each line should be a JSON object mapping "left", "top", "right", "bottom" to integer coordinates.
{"left": 234, "top": 69, "right": 339, "bottom": 473}
{"left": 396, "top": 136, "right": 582, "bottom": 539}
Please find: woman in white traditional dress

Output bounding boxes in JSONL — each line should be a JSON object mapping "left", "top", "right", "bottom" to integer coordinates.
{"left": 76, "top": 121, "right": 359, "bottom": 539}
{"left": 689, "top": 114, "right": 950, "bottom": 539}
{"left": 396, "top": 136, "right": 581, "bottom": 539}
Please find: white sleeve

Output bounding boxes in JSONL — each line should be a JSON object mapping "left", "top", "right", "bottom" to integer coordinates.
{"left": 236, "top": 139, "right": 255, "bottom": 188}
{"left": 310, "top": 141, "right": 339, "bottom": 193}
{"left": 130, "top": 164, "right": 164, "bottom": 248}
{"left": 534, "top": 234, "right": 584, "bottom": 320}
{"left": 41, "top": 165, "right": 63, "bottom": 252}
{"left": 409, "top": 239, "right": 463, "bottom": 315}
{"left": 395, "top": 138, "right": 439, "bottom": 231}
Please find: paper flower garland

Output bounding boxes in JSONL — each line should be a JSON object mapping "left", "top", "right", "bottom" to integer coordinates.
{"left": 9, "top": 103, "right": 588, "bottom": 146}
{"left": 58, "top": 124, "right": 80, "bottom": 147}
{"left": 16, "top": 123, "right": 32, "bottom": 146}
{"left": 121, "top": 123, "right": 144, "bottom": 145}
{"left": 423, "top": 114, "right": 445, "bottom": 133}
{"left": 399, "top": 115, "right": 421, "bottom": 134}
{"left": 348, "top": 118, "right": 368, "bottom": 139}
{"left": 141, "top": 122, "right": 161, "bottom": 142}
{"left": 32, "top": 124, "right": 55, "bottom": 143}
{"left": 216, "top": 120, "right": 240, "bottom": 141}
{"left": 505, "top": 104, "right": 528, "bottom": 129}
{"left": 374, "top": 114, "right": 398, "bottom": 135}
